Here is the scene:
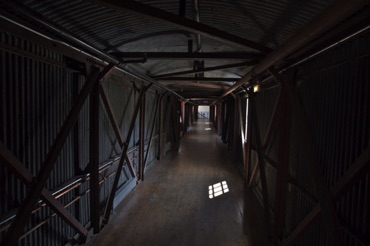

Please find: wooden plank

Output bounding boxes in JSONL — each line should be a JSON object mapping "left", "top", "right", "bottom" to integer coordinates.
{"left": 269, "top": 67, "right": 344, "bottom": 246}
{"left": 0, "top": 142, "right": 88, "bottom": 238}
{"left": 2, "top": 68, "right": 101, "bottom": 245}
{"left": 103, "top": 84, "right": 152, "bottom": 225}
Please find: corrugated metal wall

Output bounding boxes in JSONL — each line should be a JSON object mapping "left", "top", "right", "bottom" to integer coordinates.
{"left": 0, "top": 27, "right": 169, "bottom": 245}
{"left": 245, "top": 31, "right": 370, "bottom": 245}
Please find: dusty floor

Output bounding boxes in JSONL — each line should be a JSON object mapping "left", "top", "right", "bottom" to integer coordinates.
{"left": 86, "top": 119, "right": 271, "bottom": 246}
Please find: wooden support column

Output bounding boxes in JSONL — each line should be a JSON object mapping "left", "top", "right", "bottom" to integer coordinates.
{"left": 273, "top": 89, "right": 291, "bottom": 242}
{"left": 0, "top": 142, "right": 88, "bottom": 238}
{"left": 249, "top": 91, "right": 272, "bottom": 238}
{"left": 269, "top": 67, "right": 344, "bottom": 246}
{"left": 142, "top": 94, "right": 161, "bottom": 180}
{"left": 3, "top": 67, "right": 103, "bottom": 245}
{"left": 139, "top": 93, "right": 146, "bottom": 180}
{"left": 89, "top": 71, "right": 100, "bottom": 234}
{"left": 103, "top": 84, "right": 152, "bottom": 225}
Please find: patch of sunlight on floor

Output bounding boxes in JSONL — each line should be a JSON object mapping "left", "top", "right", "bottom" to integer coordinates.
{"left": 208, "top": 181, "right": 229, "bottom": 199}
{"left": 205, "top": 128, "right": 212, "bottom": 130}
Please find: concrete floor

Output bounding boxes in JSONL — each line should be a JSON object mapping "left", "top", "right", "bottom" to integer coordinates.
{"left": 86, "top": 119, "right": 271, "bottom": 246}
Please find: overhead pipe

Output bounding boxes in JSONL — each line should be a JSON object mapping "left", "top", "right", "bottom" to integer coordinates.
{"left": 217, "top": 0, "right": 369, "bottom": 100}
{"left": 0, "top": 2, "right": 185, "bottom": 100}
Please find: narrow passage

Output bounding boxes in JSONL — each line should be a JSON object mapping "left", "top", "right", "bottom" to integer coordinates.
{"left": 87, "top": 119, "right": 270, "bottom": 246}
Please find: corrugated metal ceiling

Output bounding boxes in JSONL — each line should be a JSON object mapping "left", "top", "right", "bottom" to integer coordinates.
{"left": 4, "top": 0, "right": 332, "bottom": 99}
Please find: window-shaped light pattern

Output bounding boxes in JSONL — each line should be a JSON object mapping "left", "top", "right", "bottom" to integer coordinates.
{"left": 209, "top": 181, "right": 229, "bottom": 199}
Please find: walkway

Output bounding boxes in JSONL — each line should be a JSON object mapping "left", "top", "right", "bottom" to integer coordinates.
{"left": 86, "top": 119, "right": 271, "bottom": 246}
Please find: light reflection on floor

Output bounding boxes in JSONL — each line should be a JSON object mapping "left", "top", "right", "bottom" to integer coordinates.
{"left": 209, "top": 181, "right": 229, "bottom": 199}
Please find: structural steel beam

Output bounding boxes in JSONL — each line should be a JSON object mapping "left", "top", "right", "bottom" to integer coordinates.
{"left": 3, "top": 68, "right": 101, "bottom": 245}
{"left": 152, "top": 61, "right": 255, "bottom": 79}
{"left": 0, "top": 142, "right": 88, "bottom": 238}
{"left": 139, "top": 93, "right": 146, "bottom": 180}
{"left": 103, "top": 84, "right": 152, "bottom": 225}
{"left": 90, "top": 74, "right": 100, "bottom": 234}
{"left": 110, "top": 52, "right": 261, "bottom": 60}
{"left": 249, "top": 91, "right": 272, "bottom": 237}
{"left": 284, "top": 145, "right": 370, "bottom": 245}
{"left": 273, "top": 90, "right": 291, "bottom": 242}
{"left": 269, "top": 68, "right": 344, "bottom": 246}
{"left": 166, "top": 81, "right": 227, "bottom": 90}
{"left": 159, "top": 77, "right": 238, "bottom": 82}
{"left": 158, "top": 95, "right": 164, "bottom": 160}
{"left": 0, "top": 5, "right": 185, "bottom": 101}
{"left": 142, "top": 94, "right": 161, "bottom": 180}
{"left": 99, "top": 85, "right": 136, "bottom": 178}
{"left": 218, "top": 0, "right": 368, "bottom": 100}
{"left": 248, "top": 87, "right": 282, "bottom": 186}
{"left": 236, "top": 97, "right": 248, "bottom": 182}
{"left": 98, "top": 0, "right": 271, "bottom": 53}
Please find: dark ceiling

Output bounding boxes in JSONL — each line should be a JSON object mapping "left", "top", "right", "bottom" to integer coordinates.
{"left": 1, "top": 0, "right": 334, "bottom": 102}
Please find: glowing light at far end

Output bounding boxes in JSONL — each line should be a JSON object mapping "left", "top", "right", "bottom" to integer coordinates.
{"left": 205, "top": 128, "right": 211, "bottom": 131}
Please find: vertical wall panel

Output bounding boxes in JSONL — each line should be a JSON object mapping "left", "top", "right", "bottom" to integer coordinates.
{"left": 0, "top": 27, "right": 164, "bottom": 245}
{"left": 245, "top": 31, "right": 370, "bottom": 246}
